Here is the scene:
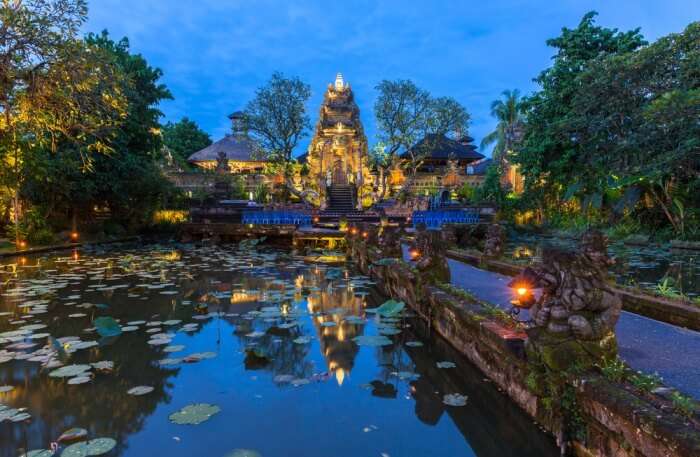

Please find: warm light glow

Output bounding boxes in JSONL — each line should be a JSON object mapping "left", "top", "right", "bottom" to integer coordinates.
{"left": 361, "top": 231, "right": 368, "bottom": 239}
{"left": 517, "top": 287, "right": 528, "bottom": 297}
{"left": 70, "top": 232, "right": 79, "bottom": 240}
{"left": 153, "top": 210, "right": 188, "bottom": 224}
{"left": 18, "top": 241, "right": 27, "bottom": 249}
{"left": 335, "top": 368, "right": 346, "bottom": 386}
{"left": 409, "top": 249, "right": 420, "bottom": 260}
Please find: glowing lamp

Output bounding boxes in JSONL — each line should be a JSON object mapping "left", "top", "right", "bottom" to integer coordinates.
{"left": 18, "top": 241, "right": 27, "bottom": 249}
{"left": 508, "top": 271, "right": 537, "bottom": 309}
{"left": 313, "top": 216, "right": 320, "bottom": 224}
{"left": 409, "top": 248, "right": 421, "bottom": 260}
{"left": 361, "top": 231, "right": 368, "bottom": 239}
{"left": 350, "top": 227, "right": 359, "bottom": 236}
{"left": 71, "top": 232, "right": 79, "bottom": 241}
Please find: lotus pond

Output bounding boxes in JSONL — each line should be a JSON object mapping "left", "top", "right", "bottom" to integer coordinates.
{"left": 0, "top": 243, "right": 558, "bottom": 457}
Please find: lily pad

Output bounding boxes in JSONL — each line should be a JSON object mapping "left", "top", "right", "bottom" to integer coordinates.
{"left": 127, "top": 386, "right": 154, "bottom": 396}
{"left": 58, "top": 427, "right": 88, "bottom": 443}
{"left": 405, "top": 341, "right": 423, "bottom": 347}
{"left": 293, "top": 336, "right": 311, "bottom": 344}
{"left": 443, "top": 393, "right": 468, "bottom": 406}
{"left": 61, "top": 437, "right": 116, "bottom": 456}
{"left": 21, "top": 450, "right": 54, "bottom": 457}
{"left": 376, "top": 299, "right": 405, "bottom": 317}
{"left": 225, "top": 450, "right": 262, "bottom": 457}
{"left": 169, "top": 403, "right": 220, "bottom": 425}
{"left": 93, "top": 317, "right": 122, "bottom": 338}
{"left": 352, "top": 335, "right": 393, "bottom": 347}
{"left": 68, "top": 376, "right": 92, "bottom": 385}
{"left": 49, "top": 364, "right": 91, "bottom": 378}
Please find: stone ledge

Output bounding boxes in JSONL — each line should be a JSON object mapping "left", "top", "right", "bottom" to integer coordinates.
{"left": 362, "top": 252, "right": 700, "bottom": 457}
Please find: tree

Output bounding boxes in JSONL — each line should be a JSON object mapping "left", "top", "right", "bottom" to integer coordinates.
{"left": 0, "top": 0, "right": 127, "bottom": 244}
{"left": 480, "top": 89, "right": 525, "bottom": 167}
{"left": 374, "top": 80, "right": 470, "bottom": 198}
{"left": 22, "top": 31, "right": 176, "bottom": 231}
{"left": 373, "top": 79, "right": 431, "bottom": 198}
{"left": 514, "top": 11, "right": 646, "bottom": 222}
{"left": 556, "top": 21, "right": 700, "bottom": 236}
{"left": 244, "top": 72, "right": 314, "bottom": 203}
{"left": 162, "top": 117, "right": 212, "bottom": 168}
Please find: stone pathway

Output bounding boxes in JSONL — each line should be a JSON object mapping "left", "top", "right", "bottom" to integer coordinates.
{"left": 446, "top": 258, "right": 700, "bottom": 399}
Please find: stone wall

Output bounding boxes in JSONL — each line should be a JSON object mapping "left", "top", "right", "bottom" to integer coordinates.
{"left": 349, "top": 241, "right": 700, "bottom": 457}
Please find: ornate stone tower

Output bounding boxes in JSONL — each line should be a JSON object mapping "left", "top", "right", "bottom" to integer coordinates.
{"left": 306, "top": 73, "right": 373, "bottom": 210}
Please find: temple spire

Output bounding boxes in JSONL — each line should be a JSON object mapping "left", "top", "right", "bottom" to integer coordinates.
{"left": 335, "top": 72, "right": 345, "bottom": 91}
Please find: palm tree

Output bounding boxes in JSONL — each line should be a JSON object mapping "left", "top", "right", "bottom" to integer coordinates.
{"left": 480, "top": 89, "right": 525, "bottom": 167}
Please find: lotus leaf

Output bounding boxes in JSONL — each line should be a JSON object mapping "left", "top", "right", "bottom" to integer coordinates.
{"left": 61, "top": 438, "right": 116, "bottom": 456}
{"left": 58, "top": 427, "right": 88, "bottom": 443}
{"left": 127, "top": 386, "right": 154, "bottom": 396}
{"left": 21, "top": 450, "right": 54, "bottom": 457}
{"left": 169, "top": 403, "right": 220, "bottom": 425}
{"left": 93, "top": 317, "right": 122, "bottom": 338}
{"left": 49, "top": 365, "right": 91, "bottom": 378}
{"left": 225, "top": 450, "right": 262, "bottom": 457}
{"left": 376, "top": 300, "right": 405, "bottom": 317}
{"left": 443, "top": 393, "right": 468, "bottom": 406}
{"left": 352, "top": 335, "right": 393, "bottom": 347}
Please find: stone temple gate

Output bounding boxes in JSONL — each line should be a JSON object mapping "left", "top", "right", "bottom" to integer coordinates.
{"left": 305, "top": 73, "right": 373, "bottom": 211}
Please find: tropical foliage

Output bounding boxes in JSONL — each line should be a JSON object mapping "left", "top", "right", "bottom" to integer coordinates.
{"left": 162, "top": 118, "right": 212, "bottom": 169}
{"left": 510, "top": 12, "right": 699, "bottom": 239}
{"left": 0, "top": 1, "right": 181, "bottom": 243}
{"left": 480, "top": 89, "right": 525, "bottom": 168}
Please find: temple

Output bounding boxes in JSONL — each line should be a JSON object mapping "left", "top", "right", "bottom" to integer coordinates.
{"left": 303, "top": 73, "right": 373, "bottom": 210}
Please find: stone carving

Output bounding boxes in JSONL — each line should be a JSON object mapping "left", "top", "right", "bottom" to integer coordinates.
{"left": 215, "top": 150, "right": 230, "bottom": 175}
{"left": 521, "top": 230, "right": 621, "bottom": 342}
{"left": 377, "top": 226, "right": 404, "bottom": 259}
{"left": 411, "top": 224, "right": 450, "bottom": 285}
{"left": 212, "top": 151, "right": 231, "bottom": 200}
{"left": 482, "top": 223, "right": 505, "bottom": 258}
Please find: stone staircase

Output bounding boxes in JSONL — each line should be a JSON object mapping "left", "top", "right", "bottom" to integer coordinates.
{"left": 327, "top": 185, "right": 356, "bottom": 213}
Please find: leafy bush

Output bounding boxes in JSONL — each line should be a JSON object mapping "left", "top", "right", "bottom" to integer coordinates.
{"left": 598, "top": 356, "right": 627, "bottom": 382}
{"left": 28, "top": 228, "right": 55, "bottom": 245}
{"left": 629, "top": 371, "right": 662, "bottom": 393}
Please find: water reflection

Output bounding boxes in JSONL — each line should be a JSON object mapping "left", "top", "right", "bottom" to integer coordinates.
{"left": 0, "top": 245, "right": 557, "bottom": 457}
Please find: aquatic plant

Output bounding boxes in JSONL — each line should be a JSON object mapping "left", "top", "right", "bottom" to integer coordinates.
{"left": 655, "top": 277, "right": 684, "bottom": 299}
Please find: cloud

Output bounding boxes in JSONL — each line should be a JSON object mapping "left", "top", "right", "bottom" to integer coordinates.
{"left": 84, "top": 0, "right": 699, "bottom": 156}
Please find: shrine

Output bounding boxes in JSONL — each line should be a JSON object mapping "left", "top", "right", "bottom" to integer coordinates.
{"left": 304, "top": 73, "right": 373, "bottom": 211}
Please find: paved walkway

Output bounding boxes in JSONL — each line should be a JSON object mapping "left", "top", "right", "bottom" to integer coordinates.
{"left": 399, "top": 245, "right": 700, "bottom": 398}
{"left": 446, "top": 258, "right": 700, "bottom": 399}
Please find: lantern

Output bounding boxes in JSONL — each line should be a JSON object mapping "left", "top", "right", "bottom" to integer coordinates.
{"left": 507, "top": 270, "right": 537, "bottom": 309}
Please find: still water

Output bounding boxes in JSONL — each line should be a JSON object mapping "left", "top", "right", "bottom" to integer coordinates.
{"left": 0, "top": 244, "right": 557, "bottom": 457}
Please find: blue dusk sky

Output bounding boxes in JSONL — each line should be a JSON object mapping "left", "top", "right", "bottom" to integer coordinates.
{"left": 84, "top": 0, "right": 698, "bottom": 157}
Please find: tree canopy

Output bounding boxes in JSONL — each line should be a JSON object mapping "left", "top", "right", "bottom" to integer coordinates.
{"left": 513, "top": 12, "right": 699, "bottom": 238}
{"left": 162, "top": 117, "right": 212, "bottom": 168}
